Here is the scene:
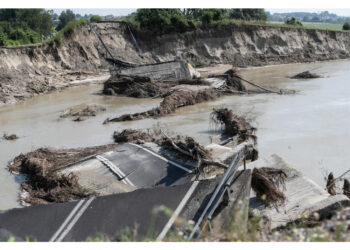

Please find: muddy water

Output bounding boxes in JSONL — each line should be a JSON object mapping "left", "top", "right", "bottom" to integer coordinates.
{"left": 1, "top": 60, "right": 349, "bottom": 210}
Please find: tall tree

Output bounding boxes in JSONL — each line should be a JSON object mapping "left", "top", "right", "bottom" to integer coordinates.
{"left": 56, "top": 9, "right": 76, "bottom": 31}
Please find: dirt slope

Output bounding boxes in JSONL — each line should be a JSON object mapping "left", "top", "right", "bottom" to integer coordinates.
{"left": 1, "top": 22, "right": 350, "bottom": 106}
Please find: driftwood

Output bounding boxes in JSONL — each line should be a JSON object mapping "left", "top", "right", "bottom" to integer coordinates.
{"left": 160, "top": 130, "right": 228, "bottom": 170}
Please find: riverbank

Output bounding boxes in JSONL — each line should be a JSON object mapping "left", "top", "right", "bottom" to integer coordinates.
{"left": 2, "top": 21, "right": 350, "bottom": 106}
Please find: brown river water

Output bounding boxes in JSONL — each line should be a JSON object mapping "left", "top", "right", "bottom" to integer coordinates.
{"left": 1, "top": 60, "right": 349, "bottom": 210}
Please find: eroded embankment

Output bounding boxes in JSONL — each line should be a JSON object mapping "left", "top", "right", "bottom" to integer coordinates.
{"left": 1, "top": 22, "right": 350, "bottom": 105}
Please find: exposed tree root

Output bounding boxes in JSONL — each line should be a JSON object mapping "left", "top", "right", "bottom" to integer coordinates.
{"left": 252, "top": 167, "right": 287, "bottom": 208}
{"left": 210, "top": 108, "right": 257, "bottom": 144}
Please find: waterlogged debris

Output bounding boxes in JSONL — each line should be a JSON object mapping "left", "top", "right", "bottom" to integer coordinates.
{"left": 210, "top": 108, "right": 257, "bottom": 144}
{"left": 104, "top": 89, "right": 220, "bottom": 123}
{"left": 290, "top": 71, "right": 321, "bottom": 79}
{"left": 60, "top": 104, "right": 106, "bottom": 121}
{"left": 103, "top": 75, "right": 174, "bottom": 98}
{"left": 2, "top": 133, "right": 18, "bottom": 141}
{"left": 8, "top": 145, "right": 116, "bottom": 205}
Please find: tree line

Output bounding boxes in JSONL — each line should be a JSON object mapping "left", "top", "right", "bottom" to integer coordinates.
{"left": 126, "top": 9, "right": 268, "bottom": 33}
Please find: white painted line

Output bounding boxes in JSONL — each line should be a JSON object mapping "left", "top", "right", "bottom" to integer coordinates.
{"left": 49, "top": 199, "right": 85, "bottom": 242}
{"left": 56, "top": 197, "right": 95, "bottom": 242}
{"left": 130, "top": 143, "right": 192, "bottom": 174}
{"left": 156, "top": 181, "right": 199, "bottom": 241}
{"left": 96, "top": 155, "right": 136, "bottom": 187}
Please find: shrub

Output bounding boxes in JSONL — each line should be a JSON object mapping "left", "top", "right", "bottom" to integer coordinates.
{"left": 285, "top": 17, "right": 303, "bottom": 27}
{"left": 90, "top": 15, "right": 103, "bottom": 22}
{"left": 343, "top": 22, "right": 350, "bottom": 30}
{"left": 50, "top": 18, "right": 87, "bottom": 46}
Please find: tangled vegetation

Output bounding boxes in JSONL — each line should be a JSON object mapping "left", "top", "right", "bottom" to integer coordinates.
{"left": 285, "top": 17, "right": 303, "bottom": 27}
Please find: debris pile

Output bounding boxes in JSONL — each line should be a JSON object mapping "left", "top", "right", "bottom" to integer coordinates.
{"left": 103, "top": 74, "right": 175, "bottom": 98}
{"left": 60, "top": 104, "right": 106, "bottom": 122}
{"left": 210, "top": 108, "right": 257, "bottom": 144}
{"left": 223, "top": 69, "right": 247, "bottom": 91}
{"left": 2, "top": 133, "right": 18, "bottom": 140}
{"left": 9, "top": 145, "right": 116, "bottom": 205}
{"left": 113, "top": 129, "right": 154, "bottom": 144}
{"left": 291, "top": 71, "right": 321, "bottom": 79}
{"left": 251, "top": 167, "right": 287, "bottom": 207}
{"left": 105, "top": 89, "right": 220, "bottom": 123}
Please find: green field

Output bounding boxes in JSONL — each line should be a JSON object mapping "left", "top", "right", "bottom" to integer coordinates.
{"left": 303, "top": 22, "right": 343, "bottom": 30}
{"left": 268, "top": 21, "right": 344, "bottom": 31}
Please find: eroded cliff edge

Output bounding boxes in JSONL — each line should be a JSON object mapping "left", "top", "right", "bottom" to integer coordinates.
{"left": 1, "top": 22, "right": 350, "bottom": 105}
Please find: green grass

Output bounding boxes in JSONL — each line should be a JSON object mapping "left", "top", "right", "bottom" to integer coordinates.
{"left": 48, "top": 18, "right": 88, "bottom": 46}
{"left": 303, "top": 22, "right": 343, "bottom": 30}
{"left": 268, "top": 21, "right": 346, "bottom": 31}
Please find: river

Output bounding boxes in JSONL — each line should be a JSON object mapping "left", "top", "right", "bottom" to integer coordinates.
{"left": 1, "top": 59, "right": 349, "bottom": 210}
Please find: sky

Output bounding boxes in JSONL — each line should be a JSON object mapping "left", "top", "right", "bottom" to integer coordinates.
{"left": 52, "top": 8, "right": 350, "bottom": 18}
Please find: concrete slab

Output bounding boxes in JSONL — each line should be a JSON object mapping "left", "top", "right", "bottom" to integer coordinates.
{"left": 0, "top": 179, "right": 221, "bottom": 242}
{"left": 60, "top": 143, "right": 194, "bottom": 196}
{"left": 244, "top": 154, "right": 350, "bottom": 228}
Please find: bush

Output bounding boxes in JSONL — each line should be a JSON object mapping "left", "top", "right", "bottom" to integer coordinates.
{"left": 0, "top": 30, "right": 7, "bottom": 46}
{"left": 343, "top": 22, "right": 350, "bottom": 30}
{"left": 90, "top": 15, "right": 103, "bottom": 22}
{"left": 50, "top": 18, "right": 87, "bottom": 46}
{"left": 285, "top": 17, "right": 303, "bottom": 27}
{"left": 229, "top": 9, "right": 267, "bottom": 21}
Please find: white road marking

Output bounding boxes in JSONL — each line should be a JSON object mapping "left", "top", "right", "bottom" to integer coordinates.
{"left": 55, "top": 197, "right": 95, "bottom": 242}
{"left": 49, "top": 199, "right": 85, "bottom": 242}
{"left": 130, "top": 143, "right": 192, "bottom": 173}
{"left": 156, "top": 181, "right": 199, "bottom": 241}
{"left": 96, "top": 155, "right": 135, "bottom": 187}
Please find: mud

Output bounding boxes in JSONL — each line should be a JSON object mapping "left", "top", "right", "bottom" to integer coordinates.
{"left": 290, "top": 71, "right": 321, "bottom": 79}
{"left": 251, "top": 167, "right": 287, "bottom": 207}
{"left": 2, "top": 133, "right": 18, "bottom": 141}
{"left": 9, "top": 144, "right": 116, "bottom": 205}
{"left": 105, "top": 89, "right": 220, "bottom": 123}
{"left": 60, "top": 104, "right": 106, "bottom": 121}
